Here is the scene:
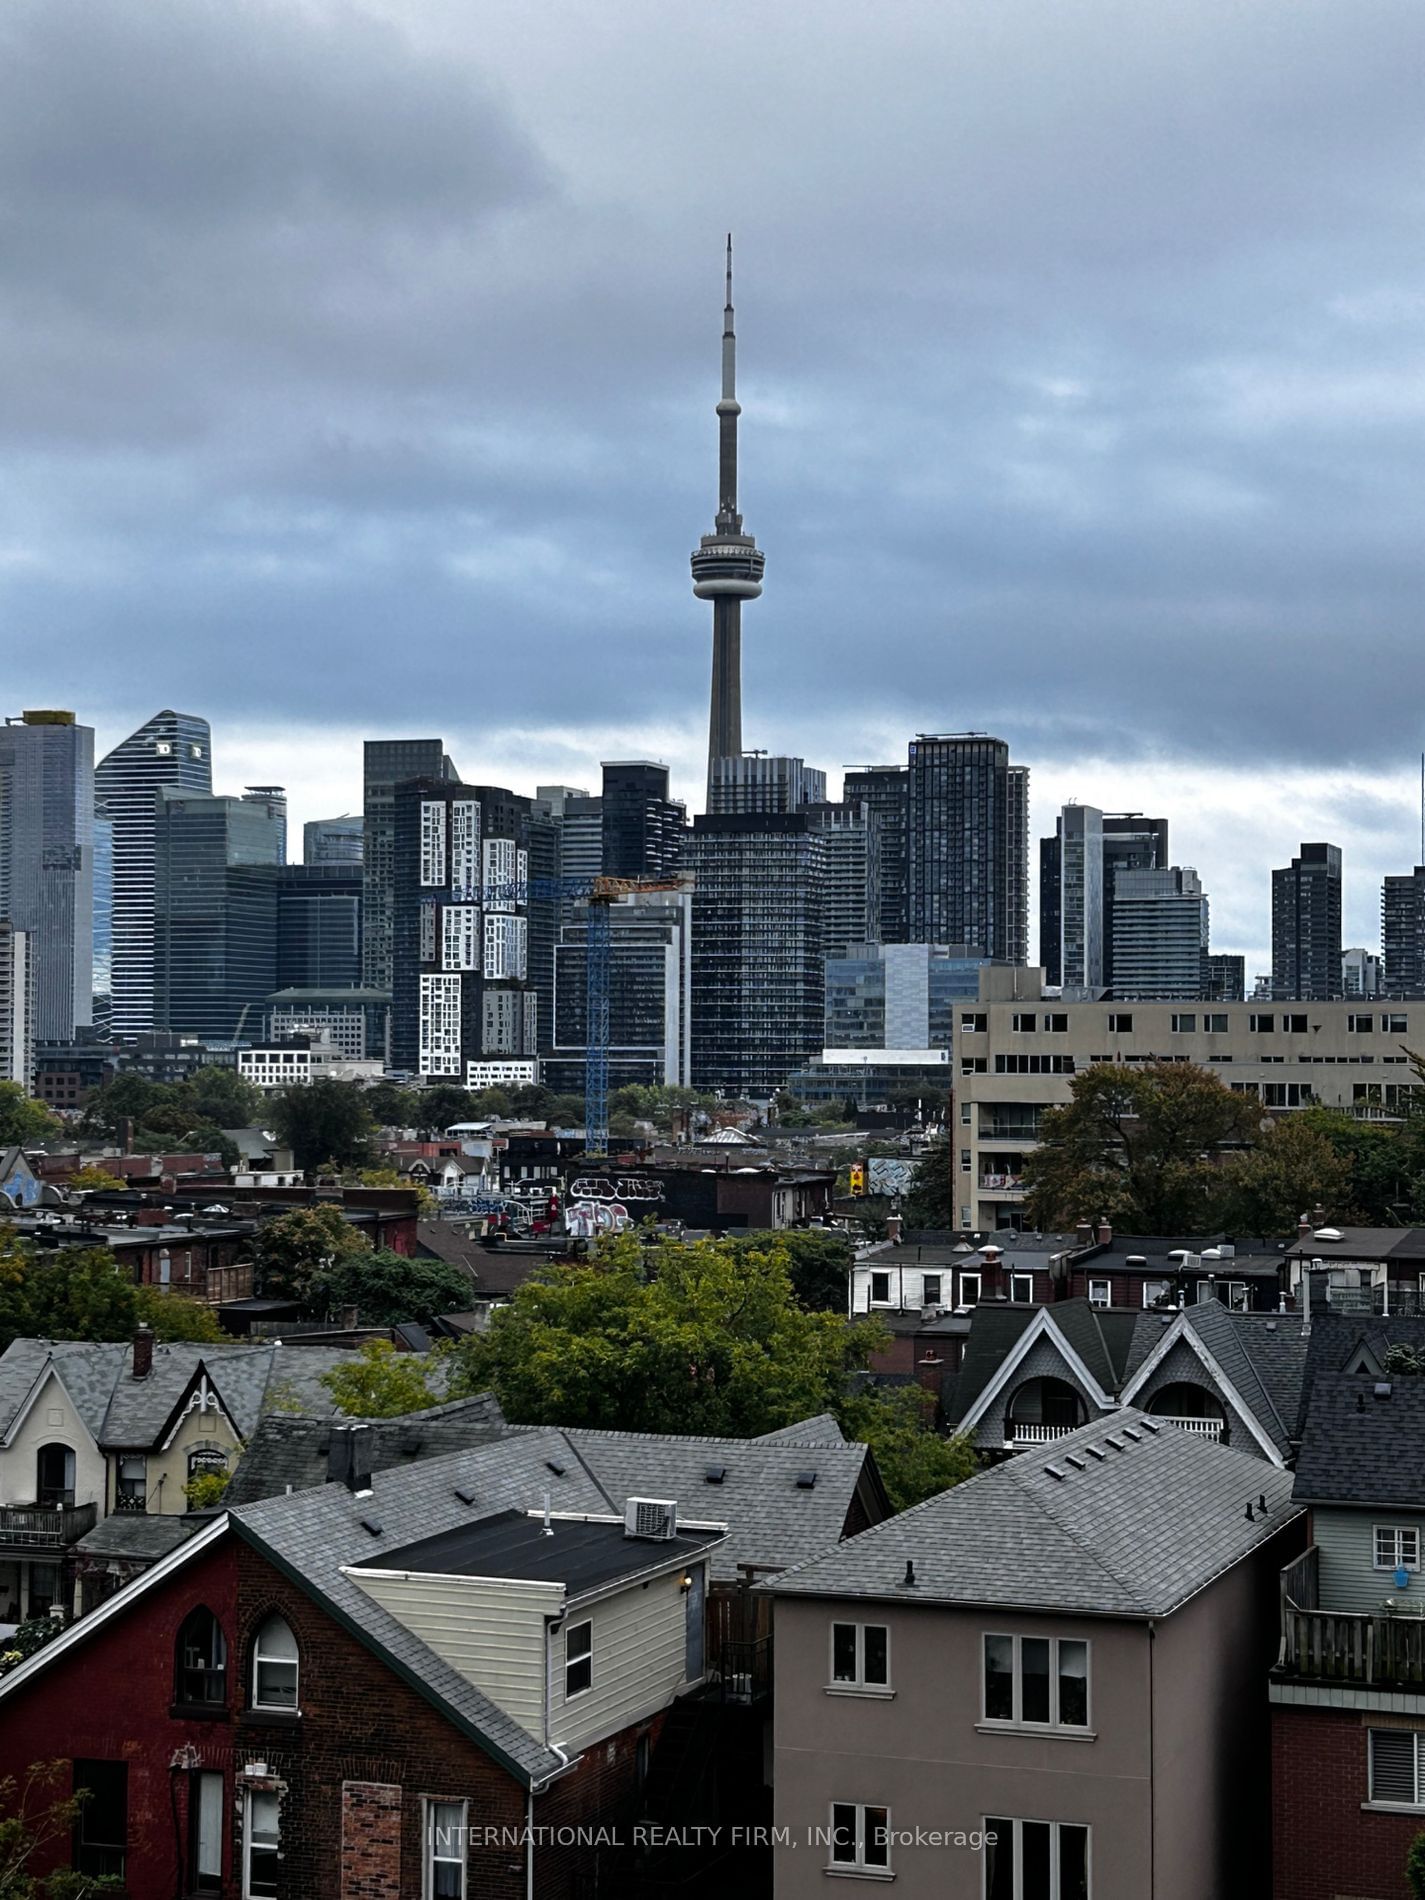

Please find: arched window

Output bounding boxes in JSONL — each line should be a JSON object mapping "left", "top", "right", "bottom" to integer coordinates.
{"left": 251, "top": 1614, "right": 299, "bottom": 1711}
{"left": 176, "top": 1607, "right": 228, "bottom": 1707}
{"left": 36, "top": 1444, "right": 75, "bottom": 1509}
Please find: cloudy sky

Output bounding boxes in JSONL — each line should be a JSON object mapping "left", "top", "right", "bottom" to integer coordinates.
{"left": 4, "top": 0, "right": 1423, "bottom": 975}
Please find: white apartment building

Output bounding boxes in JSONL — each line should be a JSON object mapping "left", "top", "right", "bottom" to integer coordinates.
{"left": 956, "top": 965, "right": 1418, "bottom": 1232}
{"left": 0, "top": 924, "right": 34, "bottom": 1090}
{"left": 237, "top": 1041, "right": 384, "bottom": 1091}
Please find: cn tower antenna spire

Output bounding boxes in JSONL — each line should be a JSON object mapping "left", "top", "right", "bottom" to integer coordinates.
{"left": 692, "top": 234, "right": 765, "bottom": 806}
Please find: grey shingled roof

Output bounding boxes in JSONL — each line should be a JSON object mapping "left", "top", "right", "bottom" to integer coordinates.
{"left": 773, "top": 1409, "right": 1300, "bottom": 1617}
{"left": 1122, "top": 1302, "right": 1305, "bottom": 1457}
{"left": 755, "top": 1414, "right": 846, "bottom": 1445}
{"left": 224, "top": 1394, "right": 509, "bottom": 1505}
{"left": 230, "top": 1429, "right": 619, "bottom": 1783}
{"left": 0, "top": 1338, "right": 370, "bottom": 1450}
{"left": 1293, "top": 1373, "right": 1425, "bottom": 1509}
{"left": 76, "top": 1513, "right": 208, "bottom": 1562}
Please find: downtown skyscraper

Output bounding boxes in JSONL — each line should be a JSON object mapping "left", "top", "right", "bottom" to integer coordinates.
{"left": 0, "top": 710, "right": 94, "bottom": 1041}
{"left": 95, "top": 709, "right": 212, "bottom": 1038}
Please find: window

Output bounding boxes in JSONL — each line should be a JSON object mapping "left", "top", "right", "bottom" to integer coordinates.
{"left": 1012, "top": 1012, "right": 1037, "bottom": 1032}
{"left": 1087, "top": 1279, "right": 1111, "bottom": 1308}
{"left": 74, "top": 1761, "right": 127, "bottom": 1879}
{"left": 994, "top": 1054, "right": 1075, "bottom": 1074}
{"left": 961, "top": 1149, "right": 972, "bottom": 1171}
{"left": 189, "top": 1772, "right": 223, "bottom": 1894}
{"left": 1011, "top": 1274, "right": 1034, "bottom": 1304}
{"left": 424, "top": 1798, "right": 468, "bottom": 1899}
{"left": 959, "top": 1272, "right": 982, "bottom": 1306}
{"left": 983, "top": 1634, "right": 1089, "bottom": 1729}
{"left": 830, "top": 1621, "right": 890, "bottom": 1690}
{"left": 961, "top": 1013, "right": 987, "bottom": 1033}
{"left": 1248, "top": 1013, "right": 1275, "bottom": 1033}
{"left": 565, "top": 1619, "right": 592, "bottom": 1698}
{"left": 176, "top": 1606, "right": 228, "bottom": 1707}
{"left": 1283, "top": 1013, "right": 1308, "bottom": 1033}
{"left": 961, "top": 1102, "right": 973, "bottom": 1124}
{"left": 1044, "top": 1013, "right": 1068, "bottom": 1033}
{"left": 1374, "top": 1526, "right": 1421, "bottom": 1572}
{"left": 36, "top": 1443, "right": 75, "bottom": 1508}
{"left": 869, "top": 1272, "right": 891, "bottom": 1305}
{"left": 922, "top": 1275, "right": 943, "bottom": 1306}
{"left": 1170, "top": 1013, "right": 1196, "bottom": 1033}
{"left": 962, "top": 1057, "right": 988, "bottom": 1075}
{"left": 115, "top": 1454, "right": 146, "bottom": 1512}
{"left": 1106, "top": 1013, "right": 1133, "bottom": 1033}
{"left": 828, "top": 1803, "right": 890, "bottom": 1873}
{"left": 1142, "top": 1280, "right": 1173, "bottom": 1308}
{"left": 1205, "top": 1013, "right": 1229, "bottom": 1033}
{"left": 985, "top": 1817, "right": 1090, "bottom": 1899}
{"left": 1349, "top": 1014, "right": 1375, "bottom": 1034}
{"left": 243, "top": 1788, "right": 280, "bottom": 1900}
{"left": 1388, "top": 1014, "right": 1409, "bottom": 1035}
{"left": 251, "top": 1614, "right": 299, "bottom": 1711}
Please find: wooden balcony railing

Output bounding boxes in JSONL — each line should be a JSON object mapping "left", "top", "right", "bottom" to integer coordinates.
{"left": 0, "top": 1501, "right": 98, "bottom": 1548}
{"left": 1005, "top": 1422, "right": 1081, "bottom": 1445}
{"left": 1278, "top": 1545, "right": 1425, "bottom": 1685}
{"left": 1155, "top": 1415, "right": 1224, "bottom": 1439}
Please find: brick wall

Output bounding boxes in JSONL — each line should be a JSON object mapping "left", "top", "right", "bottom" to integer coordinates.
{"left": 1273, "top": 1701, "right": 1424, "bottom": 1900}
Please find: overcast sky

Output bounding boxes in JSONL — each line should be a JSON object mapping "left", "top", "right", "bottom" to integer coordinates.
{"left": 5, "top": 0, "right": 1424, "bottom": 975}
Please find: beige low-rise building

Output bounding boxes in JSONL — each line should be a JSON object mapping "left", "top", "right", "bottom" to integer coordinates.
{"left": 956, "top": 966, "right": 1418, "bottom": 1231}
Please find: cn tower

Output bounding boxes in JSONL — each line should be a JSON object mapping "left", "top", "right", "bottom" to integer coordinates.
{"left": 691, "top": 235, "right": 765, "bottom": 804}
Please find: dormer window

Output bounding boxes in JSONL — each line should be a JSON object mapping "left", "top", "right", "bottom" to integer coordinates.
{"left": 176, "top": 1607, "right": 228, "bottom": 1708}
{"left": 251, "top": 1614, "right": 299, "bottom": 1711}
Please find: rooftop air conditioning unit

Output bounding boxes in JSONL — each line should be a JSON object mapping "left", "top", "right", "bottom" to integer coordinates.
{"left": 625, "top": 1498, "right": 679, "bottom": 1541}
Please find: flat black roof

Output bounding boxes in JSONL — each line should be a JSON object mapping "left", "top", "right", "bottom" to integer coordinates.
{"left": 357, "top": 1508, "right": 722, "bottom": 1594}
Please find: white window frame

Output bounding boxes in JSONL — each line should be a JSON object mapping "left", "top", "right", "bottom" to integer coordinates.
{"left": 250, "top": 1615, "right": 299, "bottom": 1712}
{"left": 959, "top": 1272, "right": 981, "bottom": 1306}
{"left": 1011, "top": 1273, "right": 1034, "bottom": 1304}
{"left": 1087, "top": 1279, "right": 1111, "bottom": 1308}
{"left": 829, "top": 1621, "right": 891, "bottom": 1693}
{"left": 921, "top": 1274, "right": 943, "bottom": 1307}
{"left": 827, "top": 1802, "right": 891, "bottom": 1874}
{"left": 1374, "top": 1525, "right": 1421, "bottom": 1572}
{"left": 565, "top": 1619, "right": 593, "bottom": 1699}
{"left": 1142, "top": 1280, "right": 1172, "bottom": 1308}
{"left": 423, "top": 1796, "right": 468, "bottom": 1900}
{"left": 983, "top": 1816, "right": 1091, "bottom": 1898}
{"left": 242, "top": 1787, "right": 280, "bottom": 1900}
{"left": 869, "top": 1271, "right": 892, "bottom": 1306}
{"left": 981, "top": 1633, "right": 1091, "bottom": 1731}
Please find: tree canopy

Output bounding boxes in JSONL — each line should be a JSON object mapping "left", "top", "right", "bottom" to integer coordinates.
{"left": 270, "top": 1078, "right": 373, "bottom": 1174}
{"left": 308, "top": 1247, "right": 472, "bottom": 1326}
{"left": 903, "top": 1135, "right": 954, "bottom": 1229}
{"left": 0, "top": 1085, "right": 59, "bottom": 1149}
{"left": 0, "top": 1235, "right": 223, "bottom": 1354}
{"left": 80, "top": 1067, "right": 263, "bottom": 1153}
{"left": 729, "top": 1228, "right": 853, "bottom": 1313}
{"left": 252, "top": 1204, "right": 368, "bottom": 1302}
{"left": 321, "top": 1340, "right": 442, "bottom": 1418}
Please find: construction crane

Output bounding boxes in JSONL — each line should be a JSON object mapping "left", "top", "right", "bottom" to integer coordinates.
{"left": 484, "top": 873, "right": 692, "bottom": 1160}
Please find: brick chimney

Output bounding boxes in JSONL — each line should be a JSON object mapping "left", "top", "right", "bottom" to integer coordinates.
{"left": 1096, "top": 1218, "right": 1113, "bottom": 1246}
{"left": 132, "top": 1324, "right": 154, "bottom": 1381}
{"left": 1297, "top": 1212, "right": 1313, "bottom": 1239}
{"left": 886, "top": 1214, "right": 903, "bottom": 1244}
{"left": 1075, "top": 1221, "right": 1093, "bottom": 1247}
{"left": 327, "top": 1423, "right": 374, "bottom": 1494}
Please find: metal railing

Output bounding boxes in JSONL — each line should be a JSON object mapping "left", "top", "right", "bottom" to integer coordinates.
{"left": 0, "top": 1501, "right": 98, "bottom": 1547}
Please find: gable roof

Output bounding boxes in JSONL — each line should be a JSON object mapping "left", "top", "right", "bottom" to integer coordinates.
{"left": 951, "top": 1302, "right": 1123, "bottom": 1430}
{"left": 773, "top": 1409, "right": 1300, "bottom": 1618}
{"left": 1293, "top": 1372, "right": 1425, "bottom": 1509}
{"left": 1119, "top": 1304, "right": 1304, "bottom": 1461}
{"left": 223, "top": 1394, "right": 510, "bottom": 1505}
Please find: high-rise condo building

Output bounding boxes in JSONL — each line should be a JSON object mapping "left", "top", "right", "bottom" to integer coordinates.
{"left": 95, "top": 710, "right": 212, "bottom": 1038}
{"left": 806, "top": 801, "right": 881, "bottom": 959}
{"left": 691, "top": 238, "right": 765, "bottom": 804}
{"left": 1341, "top": 947, "right": 1383, "bottom": 999}
{"left": 1205, "top": 953, "right": 1246, "bottom": 1002}
{"left": 706, "top": 753, "right": 827, "bottom": 818}
{"left": 390, "top": 779, "right": 536, "bottom": 1085}
{"left": 0, "top": 923, "right": 34, "bottom": 1087}
{"left": 303, "top": 815, "right": 364, "bottom": 866}
{"left": 362, "top": 739, "right": 456, "bottom": 991}
{"left": 152, "top": 788, "right": 285, "bottom": 1040}
{"left": 0, "top": 710, "right": 94, "bottom": 1041}
{"left": 906, "top": 734, "right": 1028, "bottom": 962}
{"left": 1272, "top": 842, "right": 1343, "bottom": 1000}
{"left": 1383, "top": 867, "right": 1425, "bottom": 998}
{"left": 684, "top": 813, "right": 825, "bottom": 1095}
{"left": 1109, "top": 866, "right": 1209, "bottom": 1002}
{"left": 546, "top": 885, "right": 693, "bottom": 1096}
{"left": 600, "top": 762, "right": 686, "bottom": 877}
{"left": 1039, "top": 808, "right": 1170, "bottom": 991}
{"left": 275, "top": 864, "right": 362, "bottom": 991}
{"left": 843, "top": 766, "right": 909, "bottom": 943}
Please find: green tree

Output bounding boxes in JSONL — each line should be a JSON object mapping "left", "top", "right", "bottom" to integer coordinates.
{"left": 183, "top": 1469, "right": 232, "bottom": 1510}
{"left": 363, "top": 1082, "right": 420, "bottom": 1129}
{"left": 835, "top": 1386, "right": 979, "bottom": 1512}
{"left": 177, "top": 1123, "right": 241, "bottom": 1169}
{"left": 1022, "top": 1062, "right": 1260, "bottom": 1234}
{"left": 80, "top": 1075, "right": 177, "bottom": 1138}
{"left": 15, "top": 1249, "right": 136, "bottom": 1347}
{"left": 321, "top": 1340, "right": 441, "bottom": 1418}
{"left": 0, "top": 1085, "right": 59, "bottom": 1149}
{"left": 133, "top": 1285, "right": 225, "bottom": 1343}
{"left": 179, "top": 1066, "right": 263, "bottom": 1129}
{"left": 0, "top": 1758, "right": 126, "bottom": 1896}
{"left": 451, "top": 1233, "right": 880, "bottom": 1438}
{"left": 904, "top": 1135, "right": 954, "bottom": 1229}
{"left": 1221, "top": 1114, "right": 1355, "bottom": 1236}
{"left": 731, "top": 1229, "right": 852, "bottom": 1313}
{"left": 1406, "top": 1828, "right": 1425, "bottom": 1900}
{"left": 252, "top": 1204, "right": 369, "bottom": 1302}
{"left": 271, "top": 1079, "right": 373, "bottom": 1174}
{"left": 413, "top": 1085, "right": 476, "bottom": 1135}
{"left": 307, "top": 1248, "right": 472, "bottom": 1326}
{"left": 66, "top": 1167, "right": 125, "bottom": 1193}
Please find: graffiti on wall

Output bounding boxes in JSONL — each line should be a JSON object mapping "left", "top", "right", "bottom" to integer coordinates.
{"left": 868, "top": 1158, "right": 914, "bottom": 1197}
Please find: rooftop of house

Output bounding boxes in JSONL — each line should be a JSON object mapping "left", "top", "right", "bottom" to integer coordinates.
{"left": 0, "top": 1337, "right": 369, "bottom": 1450}
{"left": 222, "top": 1402, "right": 878, "bottom": 1580}
{"left": 1294, "top": 1312, "right": 1425, "bottom": 1434}
{"left": 354, "top": 1507, "right": 723, "bottom": 1595}
{"left": 1286, "top": 1226, "right": 1425, "bottom": 1263}
{"left": 772, "top": 1408, "right": 1301, "bottom": 1617}
{"left": 74, "top": 1511, "right": 210, "bottom": 1563}
{"left": 1293, "top": 1370, "right": 1425, "bottom": 1509}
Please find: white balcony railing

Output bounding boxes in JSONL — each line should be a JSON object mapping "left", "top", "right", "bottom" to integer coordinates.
{"left": 1156, "top": 1415, "right": 1224, "bottom": 1439}
{"left": 1005, "top": 1422, "right": 1080, "bottom": 1445}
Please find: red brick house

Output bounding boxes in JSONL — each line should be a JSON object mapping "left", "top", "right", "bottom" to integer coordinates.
{"left": 0, "top": 1427, "right": 731, "bottom": 1898}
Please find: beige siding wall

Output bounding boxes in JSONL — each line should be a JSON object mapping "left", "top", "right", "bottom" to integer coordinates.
{"left": 143, "top": 1402, "right": 243, "bottom": 1515}
{"left": 349, "top": 1568, "right": 559, "bottom": 1736}
{"left": 552, "top": 1564, "right": 698, "bottom": 1753}
{"left": 1, "top": 1369, "right": 104, "bottom": 1509}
